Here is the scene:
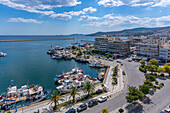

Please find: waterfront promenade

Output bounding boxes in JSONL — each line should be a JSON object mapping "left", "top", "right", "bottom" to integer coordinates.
{"left": 0, "top": 38, "right": 74, "bottom": 42}
{"left": 14, "top": 59, "right": 126, "bottom": 113}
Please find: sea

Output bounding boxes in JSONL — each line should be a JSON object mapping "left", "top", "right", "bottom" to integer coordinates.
{"left": 0, "top": 35, "right": 98, "bottom": 94}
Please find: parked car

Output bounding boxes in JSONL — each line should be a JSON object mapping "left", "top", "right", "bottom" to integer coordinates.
{"left": 77, "top": 103, "right": 87, "bottom": 112}
{"left": 128, "top": 60, "right": 132, "bottom": 62}
{"left": 88, "top": 99, "right": 98, "bottom": 107}
{"left": 96, "top": 89, "right": 103, "bottom": 94}
{"left": 117, "top": 61, "right": 121, "bottom": 63}
{"left": 66, "top": 108, "right": 76, "bottom": 113}
{"left": 164, "top": 108, "right": 170, "bottom": 113}
{"left": 109, "top": 58, "right": 114, "bottom": 61}
{"left": 98, "top": 96, "right": 107, "bottom": 103}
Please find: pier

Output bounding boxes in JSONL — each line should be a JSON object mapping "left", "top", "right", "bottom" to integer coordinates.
{"left": 0, "top": 38, "right": 74, "bottom": 42}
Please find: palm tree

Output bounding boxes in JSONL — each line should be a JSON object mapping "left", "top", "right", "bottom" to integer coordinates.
{"left": 82, "top": 82, "right": 95, "bottom": 97}
{"left": 69, "top": 87, "right": 80, "bottom": 104}
{"left": 48, "top": 90, "right": 64, "bottom": 110}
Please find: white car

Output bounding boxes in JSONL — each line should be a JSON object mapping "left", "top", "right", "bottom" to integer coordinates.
{"left": 164, "top": 108, "right": 170, "bottom": 113}
{"left": 98, "top": 96, "right": 107, "bottom": 103}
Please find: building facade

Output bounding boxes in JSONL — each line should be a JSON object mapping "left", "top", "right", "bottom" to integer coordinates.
{"left": 108, "top": 38, "right": 131, "bottom": 56}
{"left": 94, "top": 37, "right": 108, "bottom": 51}
{"left": 159, "top": 41, "right": 170, "bottom": 63}
{"left": 135, "top": 43, "right": 159, "bottom": 58}
{"left": 95, "top": 37, "right": 131, "bottom": 56}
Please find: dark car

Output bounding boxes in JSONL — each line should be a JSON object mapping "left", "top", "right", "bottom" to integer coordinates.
{"left": 77, "top": 104, "right": 87, "bottom": 112}
{"left": 88, "top": 99, "right": 98, "bottom": 107}
{"left": 65, "top": 108, "right": 76, "bottom": 113}
{"left": 117, "top": 61, "right": 121, "bottom": 63}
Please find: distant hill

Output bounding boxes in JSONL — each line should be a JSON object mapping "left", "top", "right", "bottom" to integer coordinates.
{"left": 86, "top": 26, "right": 170, "bottom": 37}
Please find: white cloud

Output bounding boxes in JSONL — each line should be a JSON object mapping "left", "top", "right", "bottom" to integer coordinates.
{"left": 51, "top": 7, "right": 97, "bottom": 20}
{"left": 65, "top": 7, "right": 97, "bottom": 16}
{"left": 152, "top": 0, "right": 170, "bottom": 7}
{"left": 82, "top": 14, "right": 170, "bottom": 27}
{"left": 0, "top": 0, "right": 81, "bottom": 15}
{"left": 98, "top": 0, "right": 170, "bottom": 7}
{"left": 79, "top": 15, "right": 100, "bottom": 21}
{"left": 8, "top": 18, "right": 43, "bottom": 24}
{"left": 50, "top": 14, "right": 72, "bottom": 20}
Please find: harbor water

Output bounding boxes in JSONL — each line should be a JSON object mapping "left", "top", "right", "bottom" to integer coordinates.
{"left": 0, "top": 36, "right": 98, "bottom": 94}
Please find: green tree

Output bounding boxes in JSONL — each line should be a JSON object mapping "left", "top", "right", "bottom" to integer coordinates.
{"left": 145, "top": 75, "right": 156, "bottom": 82}
{"left": 77, "top": 50, "right": 83, "bottom": 57}
{"left": 157, "top": 67, "right": 166, "bottom": 74}
{"left": 102, "top": 108, "right": 108, "bottom": 113}
{"left": 83, "top": 82, "right": 95, "bottom": 97}
{"left": 149, "top": 58, "right": 158, "bottom": 66}
{"left": 69, "top": 87, "right": 80, "bottom": 104}
{"left": 139, "top": 84, "right": 150, "bottom": 95}
{"left": 164, "top": 63, "right": 170, "bottom": 76}
{"left": 126, "top": 86, "right": 143, "bottom": 103}
{"left": 144, "top": 80, "right": 153, "bottom": 88}
{"left": 108, "top": 53, "right": 112, "bottom": 57}
{"left": 49, "top": 90, "right": 64, "bottom": 110}
{"left": 140, "top": 60, "right": 146, "bottom": 67}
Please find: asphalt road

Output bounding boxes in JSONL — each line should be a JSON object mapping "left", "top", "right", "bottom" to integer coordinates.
{"left": 82, "top": 59, "right": 145, "bottom": 113}
{"left": 142, "top": 78, "right": 170, "bottom": 113}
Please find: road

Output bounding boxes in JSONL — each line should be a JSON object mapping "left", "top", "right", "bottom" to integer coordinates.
{"left": 142, "top": 78, "right": 170, "bottom": 113}
{"left": 82, "top": 59, "right": 145, "bottom": 113}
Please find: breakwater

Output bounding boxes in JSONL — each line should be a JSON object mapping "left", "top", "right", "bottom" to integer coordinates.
{"left": 0, "top": 38, "right": 74, "bottom": 42}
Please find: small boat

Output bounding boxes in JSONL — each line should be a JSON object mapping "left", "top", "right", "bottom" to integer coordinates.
{"left": 71, "top": 42, "right": 80, "bottom": 45}
{"left": 63, "top": 54, "right": 72, "bottom": 60}
{"left": 95, "top": 64, "right": 104, "bottom": 68}
{"left": 75, "top": 58, "right": 87, "bottom": 63}
{"left": 52, "top": 55, "right": 56, "bottom": 59}
{"left": 89, "top": 62, "right": 96, "bottom": 67}
{"left": 0, "top": 52, "right": 7, "bottom": 57}
{"left": 97, "top": 68, "right": 105, "bottom": 81}
{"left": 55, "top": 54, "right": 62, "bottom": 59}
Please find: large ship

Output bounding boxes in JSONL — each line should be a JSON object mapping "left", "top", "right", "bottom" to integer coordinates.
{"left": 0, "top": 84, "right": 51, "bottom": 112}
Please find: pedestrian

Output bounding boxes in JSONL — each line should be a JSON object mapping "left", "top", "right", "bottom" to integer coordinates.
{"left": 38, "top": 109, "right": 39, "bottom": 113}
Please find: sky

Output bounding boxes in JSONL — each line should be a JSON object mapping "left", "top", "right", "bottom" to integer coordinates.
{"left": 0, "top": 0, "right": 170, "bottom": 35}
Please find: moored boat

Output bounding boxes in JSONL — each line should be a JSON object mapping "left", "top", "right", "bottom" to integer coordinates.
{"left": 0, "top": 84, "right": 51, "bottom": 111}
{"left": 0, "top": 52, "right": 7, "bottom": 57}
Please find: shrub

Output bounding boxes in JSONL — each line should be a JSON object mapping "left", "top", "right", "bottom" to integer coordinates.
{"left": 157, "top": 86, "right": 160, "bottom": 89}
{"left": 87, "top": 56, "right": 90, "bottom": 59}
{"left": 160, "top": 73, "right": 165, "bottom": 77}
{"left": 112, "top": 76, "right": 116, "bottom": 80}
{"left": 102, "top": 108, "right": 108, "bottom": 113}
{"left": 155, "top": 80, "right": 159, "bottom": 85}
{"left": 159, "top": 83, "right": 163, "bottom": 88}
{"left": 139, "top": 66, "right": 146, "bottom": 73}
{"left": 145, "top": 75, "right": 156, "bottom": 82}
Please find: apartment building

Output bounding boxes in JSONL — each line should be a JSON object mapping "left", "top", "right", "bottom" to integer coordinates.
{"left": 94, "top": 37, "right": 108, "bottom": 51}
{"left": 135, "top": 43, "right": 159, "bottom": 58}
{"left": 159, "top": 41, "right": 170, "bottom": 63}
{"left": 108, "top": 38, "right": 131, "bottom": 56}
{"left": 95, "top": 37, "right": 131, "bottom": 56}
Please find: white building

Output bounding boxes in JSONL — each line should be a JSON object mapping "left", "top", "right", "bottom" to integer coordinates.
{"left": 94, "top": 37, "right": 108, "bottom": 51}
{"left": 135, "top": 43, "right": 159, "bottom": 58}
{"left": 159, "top": 41, "right": 170, "bottom": 63}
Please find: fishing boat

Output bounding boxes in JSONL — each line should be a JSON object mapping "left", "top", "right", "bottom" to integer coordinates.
{"left": 55, "top": 67, "right": 99, "bottom": 94}
{"left": 55, "top": 54, "right": 62, "bottom": 59}
{"left": 97, "top": 68, "right": 105, "bottom": 81}
{"left": 63, "top": 54, "right": 72, "bottom": 60}
{"left": 0, "top": 52, "right": 7, "bottom": 57}
{"left": 0, "top": 84, "right": 51, "bottom": 111}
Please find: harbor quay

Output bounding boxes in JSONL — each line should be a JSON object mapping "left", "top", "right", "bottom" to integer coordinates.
{"left": 13, "top": 58, "right": 126, "bottom": 113}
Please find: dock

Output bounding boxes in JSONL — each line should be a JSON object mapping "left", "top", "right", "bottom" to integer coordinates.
{"left": 0, "top": 38, "right": 74, "bottom": 42}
